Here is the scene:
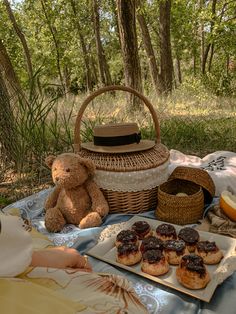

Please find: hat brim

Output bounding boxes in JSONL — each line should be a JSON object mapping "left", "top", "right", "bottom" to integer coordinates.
{"left": 81, "top": 140, "right": 155, "bottom": 154}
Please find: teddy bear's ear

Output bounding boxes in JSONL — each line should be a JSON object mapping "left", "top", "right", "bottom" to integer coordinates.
{"left": 45, "top": 155, "right": 56, "bottom": 168}
{"left": 79, "top": 157, "right": 96, "bottom": 176}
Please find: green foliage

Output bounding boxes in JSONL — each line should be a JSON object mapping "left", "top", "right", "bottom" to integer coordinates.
{"left": 0, "top": 0, "right": 235, "bottom": 176}
{"left": 161, "top": 117, "right": 236, "bottom": 155}
{"left": 0, "top": 196, "right": 11, "bottom": 206}
{"left": 0, "top": 0, "right": 235, "bottom": 94}
{"left": 14, "top": 91, "right": 74, "bottom": 171}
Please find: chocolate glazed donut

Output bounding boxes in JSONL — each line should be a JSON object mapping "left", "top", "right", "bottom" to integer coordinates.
{"left": 178, "top": 227, "right": 199, "bottom": 252}
{"left": 141, "top": 249, "right": 169, "bottom": 276}
{"left": 116, "top": 243, "right": 142, "bottom": 266}
{"left": 115, "top": 230, "right": 138, "bottom": 247}
{"left": 196, "top": 241, "right": 223, "bottom": 264}
{"left": 176, "top": 254, "right": 210, "bottom": 289}
{"left": 131, "top": 221, "right": 152, "bottom": 239}
{"left": 140, "top": 237, "right": 164, "bottom": 254}
{"left": 164, "top": 240, "right": 188, "bottom": 265}
{"left": 156, "top": 223, "right": 177, "bottom": 241}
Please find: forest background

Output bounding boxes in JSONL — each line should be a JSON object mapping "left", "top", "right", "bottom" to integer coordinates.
{"left": 0, "top": 0, "right": 235, "bottom": 205}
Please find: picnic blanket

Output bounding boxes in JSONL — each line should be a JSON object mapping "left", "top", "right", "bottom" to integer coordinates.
{"left": 2, "top": 149, "right": 236, "bottom": 313}
{"left": 2, "top": 189, "right": 236, "bottom": 314}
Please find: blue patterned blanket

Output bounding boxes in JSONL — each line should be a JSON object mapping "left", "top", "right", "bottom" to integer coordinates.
{"left": 2, "top": 189, "right": 236, "bottom": 313}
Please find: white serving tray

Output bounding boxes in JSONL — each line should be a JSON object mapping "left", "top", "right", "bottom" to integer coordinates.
{"left": 87, "top": 216, "right": 236, "bottom": 302}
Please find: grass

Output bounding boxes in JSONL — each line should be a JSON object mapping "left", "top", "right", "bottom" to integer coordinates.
{"left": 70, "top": 85, "right": 236, "bottom": 157}
{"left": 0, "top": 82, "right": 235, "bottom": 205}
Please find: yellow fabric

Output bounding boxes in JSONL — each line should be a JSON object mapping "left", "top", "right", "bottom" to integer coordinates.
{"left": 0, "top": 278, "right": 86, "bottom": 314}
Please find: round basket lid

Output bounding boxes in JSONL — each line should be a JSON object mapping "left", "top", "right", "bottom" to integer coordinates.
{"left": 79, "top": 143, "right": 169, "bottom": 172}
{"left": 168, "top": 166, "right": 215, "bottom": 204}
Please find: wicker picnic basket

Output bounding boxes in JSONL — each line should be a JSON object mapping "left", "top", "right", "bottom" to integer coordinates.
{"left": 155, "top": 166, "right": 215, "bottom": 224}
{"left": 74, "top": 85, "right": 170, "bottom": 214}
{"left": 155, "top": 179, "right": 205, "bottom": 225}
{"left": 168, "top": 166, "right": 215, "bottom": 204}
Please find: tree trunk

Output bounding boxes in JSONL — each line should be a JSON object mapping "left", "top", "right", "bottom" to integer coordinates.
{"left": 0, "top": 39, "right": 23, "bottom": 98}
{"left": 202, "top": 43, "right": 210, "bottom": 74}
{"left": 70, "top": 0, "right": 93, "bottom": 92}
{"left": 193, "top": 54, "right": 197, "bottom": 76}
{"left": 201, "top": 0, "right": 217, "bottom": 74}
{"left": 92, "top": 0, "right": 112, "bottom": 86}
{"left": 40, "top": 0, "right": 65, "bottom": 94}
{"left": 117, "top": 0, "right": 143, "bottom": 108}
{"left": 3, "top": 0, "right": 33, "bottom": 83}
{"left": 63, "top": 65, "right": 71, "bottom": 94}
{"left": 208, "top": 44, "right": 214, "bottom": 73}
{"left": 0, "top": 70, "right": 20, "bottom": 166}
{"left": 136, "top": 1, "right": 164, "bottom": 94}
{"left": 110, "top": 0, "right": 121, "bottom": 45}
{"left": 200, "top": 0, "right": 205, "bottom": 74}
{"left": 159, "top": 0, "right": 173, "bottom": 93}
{"left": 176, "top": 56, "right": 182, "bottom": 84}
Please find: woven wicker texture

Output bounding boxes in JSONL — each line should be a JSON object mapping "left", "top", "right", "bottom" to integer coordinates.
{"left": 168, "top": 166, "right": 215, "bottom": 204}
{"left": 101, "top": 187, "right": 158, "bottom": 213}
{"left": 156, "top": 179, "right": 204, "bottom": 225}
{"left": 74, "top": 85, "right": 169, "bottom": 213}
{"left": 79, "top": 143, "right": 169, "bottom": 171}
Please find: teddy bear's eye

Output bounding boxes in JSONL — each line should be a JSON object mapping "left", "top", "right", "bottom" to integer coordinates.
{"left": 53, "top": 168, "right": 57, "bottom": 171}
{"left": 66, "top": 168, "right": 70, "bottom": 172}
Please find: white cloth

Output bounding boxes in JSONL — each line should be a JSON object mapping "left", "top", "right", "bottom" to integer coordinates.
{"left": 169, "top": 150, "right": 236, "bottom": 196}
{"left": 94, "top": 159, "right": 169, "bottom": 192}
{"left": 0, "top": 214, "right": 32, "bottom": 277}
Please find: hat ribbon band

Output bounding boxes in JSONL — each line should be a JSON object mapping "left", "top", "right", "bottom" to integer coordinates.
{"left": 93, "top": 132, "right": 141, "bottom": 147}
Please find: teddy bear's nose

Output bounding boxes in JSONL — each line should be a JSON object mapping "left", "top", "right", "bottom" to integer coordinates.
{"left": 55, "top": 177, "right": 59, "bottom": 182}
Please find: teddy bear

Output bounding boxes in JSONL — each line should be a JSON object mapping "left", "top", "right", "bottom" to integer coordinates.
{"left": 44, "top": 153, "right": 109, "bottom": 232}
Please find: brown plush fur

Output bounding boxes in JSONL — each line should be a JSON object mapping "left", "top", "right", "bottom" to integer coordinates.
{"left": 44, "top": 153, "right": 109, "bottom": 232}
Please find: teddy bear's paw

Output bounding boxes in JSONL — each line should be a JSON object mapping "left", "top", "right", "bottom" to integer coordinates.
{"left": 79, "top": 212, "right": 102, "bottom": 229}
{"left": 45, "top": 207, "right": 66, "bottom": 233}
{"left": 94, "top": 204, "right": 109, "bottom": 217}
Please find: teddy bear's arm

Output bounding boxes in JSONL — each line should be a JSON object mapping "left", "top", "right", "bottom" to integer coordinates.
{"left": 85, "top": 180, "right": 109, "bottom": 217}
{"left": 44, "top": 186, "right": 62, "bottom": 211}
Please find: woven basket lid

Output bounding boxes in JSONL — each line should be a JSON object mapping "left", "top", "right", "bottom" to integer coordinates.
{"left": 168, "top": 166, "right": 215, "bottom": 204}
{"left": 79, "top": 143, "right": 169, "bottom": 171}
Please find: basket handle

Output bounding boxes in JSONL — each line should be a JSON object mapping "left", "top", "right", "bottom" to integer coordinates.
{"left": 74, "top": 85, "right": 161, "bottom": 152}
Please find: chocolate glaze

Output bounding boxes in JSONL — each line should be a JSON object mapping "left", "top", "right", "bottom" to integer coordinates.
{"left": 132, "top": 221, "right": 150, "bottom": 238}
{"left": 116, "top": 230, "right": 138, "bottom": 244}
{"left": 140, "top": 236, "right": 163, "bottom": 254}
{"left": 132, "top": 221, "right": 150, "bottom": 233}
{"left": 142, "top": 249, "right": 164, "bottom": 264}
{"left": 156, "top": 224, "right": 177, "bottom": 238}
{"left": 117, "top": 243, "right": 139, "bottom": 256}
{"left": 178, "top": 227, "right": 199, "bottom": 244}
{"left": 164, "top": 240, "right": 186, "bottom": 256}
{"left": 197, "top": 241, "right": 219, "bottom": 253}
{"left": 181, "top": 254, "right": 206, "bottom": 277}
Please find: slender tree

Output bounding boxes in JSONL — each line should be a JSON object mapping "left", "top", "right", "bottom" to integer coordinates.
{"left": 159, "top": 0, "right": 173, "bottom": 93}
{"left": 117, "top": 0, "right": 142, "bottom": 107}
{"left": 137, "top": 0, "right": 164, "bottom": 94}
{"left": 40, "top": 0, "right": 65, "bottom": 93}
{"left": 70, "top": 0, "right": 94, "bottom": 91}
{"left": 3, "top": 0, "right": 33, "bottom": 83}
{"left": 92, "top": 0, "right": 112, "bottom": 86}
{"left": 202, "top": 0, "right": 217, "bottom": 74}
{"left": 0, "top": 69, "right": 20, "bottom": 166}
{"left": 0, "top": 39, "right": 22, "bottom": 97}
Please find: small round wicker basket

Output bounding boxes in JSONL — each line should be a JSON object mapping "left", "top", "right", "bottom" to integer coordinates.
{"left": 74, "top": 85, "right": 170, "bottom": 214}
{"left": 155, "top": 179, "right": 204, "bottom": 225}
{"left": 168, "top": 166, "right": 215, "bottom": 204}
